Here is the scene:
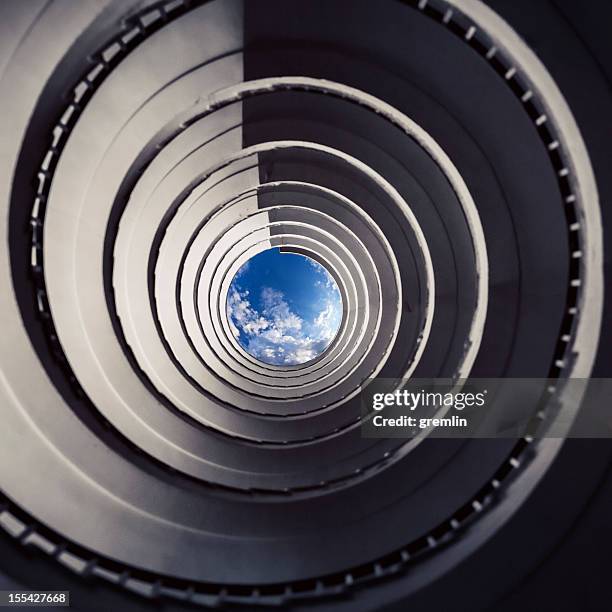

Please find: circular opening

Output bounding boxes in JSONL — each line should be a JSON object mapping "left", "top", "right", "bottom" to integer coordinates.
{"left": 225, "top": 248, "right": 343, "bottom": 366}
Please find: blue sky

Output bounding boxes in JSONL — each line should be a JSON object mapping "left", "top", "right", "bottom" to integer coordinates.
{"left": 226, "top": 249, "right": 343, "bottom": 366}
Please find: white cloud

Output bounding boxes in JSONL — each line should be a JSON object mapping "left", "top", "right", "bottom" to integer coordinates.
{"left": 226, "top": 285, "right": 340, "bottom": 365}
{"left": 313, "top": 300, "right": 340, "bottom": 341}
